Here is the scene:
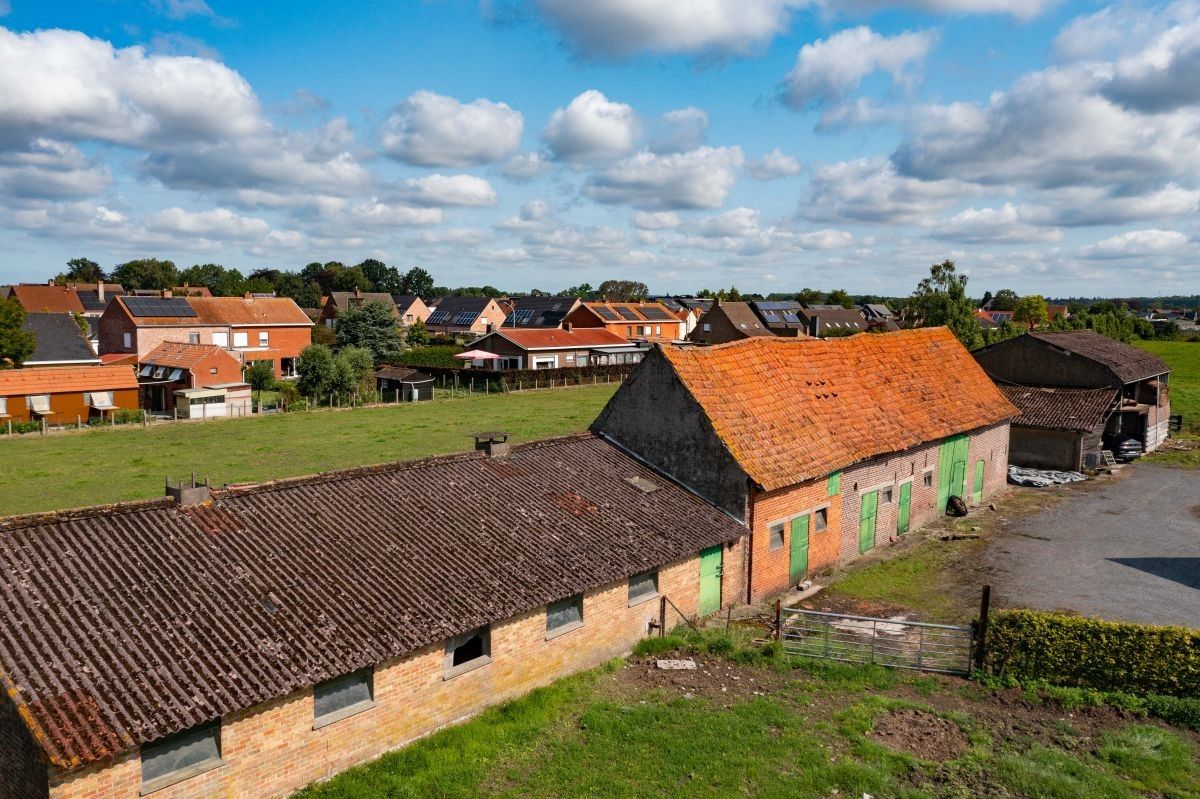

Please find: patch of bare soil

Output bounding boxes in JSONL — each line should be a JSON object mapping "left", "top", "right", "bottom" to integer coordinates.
{"left": 870, "top": 708, "right": 969, "bottom": 761}
{"left": 611, "top": 655, "right": 788, "bottom": 704}
{"left": 799, "top": 593, "right": 915, "bottom": 618}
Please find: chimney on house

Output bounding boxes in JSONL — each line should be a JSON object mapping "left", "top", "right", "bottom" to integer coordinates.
{"left": 244, "top": 291, "right": 253, "bottom": 300}
{"left": 161, "top": 289, "right": 173, "bottom": 298}
{"left": 809, "top": 315, "right": 821, "bottom": 337}
{"left": 97, "top": 282, "right": 104, "bottom": 303}
{"left": 166, "top": 474, "right": 212, "bottom": 506}
{"left": 47, "top": 279, "right": 55, "bottom": 286}
{"left": 473, "top": 432, "right": 510, "bottom": 458}
{"left": 713, "top": 297, "right": 721, "bottom": 307}
{"left": 563, "top": 321, "right": 573, "bottom": 332}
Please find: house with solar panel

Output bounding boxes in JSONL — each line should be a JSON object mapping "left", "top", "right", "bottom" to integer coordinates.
{"left": 466, "top": 325, "right": 644, "bottom": 369}
{"left": 563, "top": 301, "right": 686, "bottom": 343}
{"left": 424, "top": 296, "right": 507, "bottom": 336}
{"left": 503, "top": 295, "right": 582, "bottom": 328}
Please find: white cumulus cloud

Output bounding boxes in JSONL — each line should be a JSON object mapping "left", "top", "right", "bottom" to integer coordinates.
{"left": 781, "top": 26, "right": 935, "bottom": 109}
{"left": 584, "top": 146, "right": 745, "bottom": 209}
{"left": 399, "top": 174, "right": 499, "bottom": 207}
{"left": 747, "top": 148, "right": 802, "bottom": 180}
{"left": 381, "top": 90, "right": 524, "bottom": 167}
{"left": 1081, "top": 229, "right": 1191, "bottom": 258}
{"left": 543, "top": 90, "right": 639, "bottom": 162}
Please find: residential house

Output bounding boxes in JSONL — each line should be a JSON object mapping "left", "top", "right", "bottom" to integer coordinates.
{"left": 0, "top": 434, "right": 744, "bottom": 799}
{"left": 503, "top": 296, "right": 581, "bottom": 328}
{"left": 5, "top": 283, "right": 85, "bottom": 315}
{"left": 794, "top": 305, "right": 868, "bottom": 337}
{"left": 564, "top": 301, "right": 685, "bottom": 343}
{"left": 317, "top": 290, "right": 400, "bottom": 328}
{"left": 392, "top": 295, "right": 431, "bottom": 327}
{"left": 748, "top": 300, "right": 807, "bottom": 334}
{"left": 997, "top": 384, "right": 1119, "bottom": 471}
{"left": 1046, "top": 304, "right": 1069, "bottom": 321}
{"left": 98, "top": 294, "right": 313, "bottom": 378}
{"left": 859, "top": 303, "right": 901, "bottom": 331}
{"left": 72, "top": 283, "right": 126, "bottom": 316}
{"left": 467, "top": 325, "right": 643, "bottom": 369}
{"left": 0, "top": 364, "right": 138, "bottom": 425}
{"left": 375, "top": 366, "right": 434, "bottom": 401}
{"left": 592, "top": 328, "right": 1016, "bottom": 601}
{"left": 652, "top": 296, "right": 714, "bottom": 337}
{"left": 137, "top": 341, "right": 249, "bottom": 415}
{"left": 974, "top": 330, "right": 1172, "bottom": 454}
{"left": 977, "top": 309, "right": 1016, "bottom": 326}
{"left": 688, "top": 300, "right": 775, "bottom": 345}
{"left": 20, "top": 313, "right": 99, "bottom": 367}
{"left": 425, "top": 296, "right": 506, "bottom": 337}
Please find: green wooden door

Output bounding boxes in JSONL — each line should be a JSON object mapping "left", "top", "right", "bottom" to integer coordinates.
{"left": 698, "top": 545, "right": 723, "bottom": 615}
{"left": 789, "top": 514, "right": 810, "bottom": 583}
{"left": 972, "top": 460, "right": 985, "bottom": 504}
{"left": 859, "top": 491, "right": 878, "bottom": 553}
{"left": 937, "top": 434, "right": 970, "bottom": 513}
{"left": 897, "top": 482, "right": 912, "bottom": 534}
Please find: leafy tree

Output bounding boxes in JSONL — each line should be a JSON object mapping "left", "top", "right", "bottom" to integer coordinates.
{"left": 331, "top": 266, "right": 373, "bottom": 292}
{"left": 240, "top": 274, "right": 273, "bottom": 295}
{"left": 313, "top": 323, "right": 336, "bottom": 346}
{"left": 358, "top": 259, "right": 403, "bottom": 294}
{"left": 111, "top": 258, "right": 180, "bottom": 290}
{"left": 273, "top": 273, "right": 323, "bottom": 309}
{"left": 905, "top": 260, "right": 983, "bottom": 350}
{"left": 726, "top": 286, "right": 743, "bottom": 302}
{"left": 244, "top": 361, "right": 276, "bottom": 409}
{"left": 400, "top": 267, "right": 436, "bottom": 298}
{"left": 990, "top": 289, "right": 1020, "bottom": 311}
{"left": 979, "top": 290, "right": 993, "bottom": 309}
{"left": 300, "top": 261, "right": 346, "bottom": 295}
{"left": 826, "top": 289, "right": 854, "bottom": 309}
{"left": 296, "top": 344, "right": 337, "bottom": 399}
{"left": 180, "top": 263, "right": 227, "bottom": 292}
{"left": 333, "top": 346, "right": 376, "bottom": 401}
{"left": 405, "top": 318, "right": 430, "bottom": 346}
{"left": 597, "top": 279, "right": 649, "bottom": 302}
{"left": 795, "top": 288, "right": 823, "bottom": 304}
{"left": 56, "top": 257, "right": 106, "bottom": 284}
{"left": 0, "top": 298, "right": 36, "bottom": 368}
{"left": 1013, "top": 295, "right": 1049, "bottom": 329}
{"left": 334, "top": 301, "right": 403, "bottom": 362}
{"left": 562, "top": 283, "right": 593, "bottom": 298}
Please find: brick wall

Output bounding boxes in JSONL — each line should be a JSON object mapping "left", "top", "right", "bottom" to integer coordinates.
{"left": 746, "top": 478, "right": 842, "bottom": 602}
{"left": 0, "top": 689, "right": 48, "bottom": 799}
{"left": 46, "top": 552, "right": 717, "bottom": 799}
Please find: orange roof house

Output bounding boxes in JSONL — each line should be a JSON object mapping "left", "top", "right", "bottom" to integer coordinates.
{"left": 0, "top": 365, "right": 138, "bottom": 424}
{"left": 564, "top": 301, "right": 685, "bottom": 343}
{"left": 593, "top": 328, "right": 1017, "bottom": 600}
{"left": 467, "top": 325, "right": 644, "bottom": 369}
{"left": 7, "top": 284, "right": 85, "bottom": 315}
{"left": 138, "top": 341, "right": 247, "bottom": 414}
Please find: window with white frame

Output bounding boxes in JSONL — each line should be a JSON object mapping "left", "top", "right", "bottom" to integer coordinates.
{"left": 769, "top": 522, "right": 785, "bottom": 550}
{"left": 546, "top": 594, "right": 584, "bottom": 637}
{"left": 0, "top": 397, "right": 7, "bottom": 416}
{"left": 140, "top": 721, "right": 221, "bottom": 792}
{"left": 87, "top": 391, "right": 115, "bottom": 409}
{"left": 212, "top": 331, "right": 229, "bottom": 347}
{"left": 923, "top": 469, "right": 934, "bottom": 488}
{"left": 313, "top": 668, "right": 374, "bottom": 727}
{"left": 258, "top": 331, "right": 269, "bottom": 347}
{"left": 233, "top": 331, "right": 249, "bottom": 348}
{"left": 627, "top": 570, "right": 659, "bottom": 604}
{"left": 655, "top": 325, "right": 661, "bottom": 335}
{"left": 445, "top": 626, "right": 491, "bottom": 678}
{"left": 122, "top": 332, "right": 132, "bottom": 349}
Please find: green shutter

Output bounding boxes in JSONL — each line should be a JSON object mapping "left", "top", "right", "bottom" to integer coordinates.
{"left": 827, "top": 471, "right": 842, "bottom": 496}
{"left": 973, "top": 460, "right": 985, "bottom": 504}
{"left": 698, "top": 546, "right": 723, "bottom": 615}
{"left": 897, "top": 482, "right": 911, "bottom": 534}
{"left": 789, "top": 515, "right": 810, "bottom": 583}
{"left": 859, "top": 491, "right": 878, "bottom": 553}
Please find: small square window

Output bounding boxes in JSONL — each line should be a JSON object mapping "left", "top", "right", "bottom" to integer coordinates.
{"left": 258, "top": 331, "right": 269, "bottom": 346}
{"left": 140, "top": 722, "right": 222, "bottom": 792}
{"left": 313, "top": 668, "right": 374, "bottom": 728}
{"left": 122, "top": 331, "right": 132, "bottom": 349}
{"left": 546, "top": 594, "right": 584, "bottom": 637}
{"left": 814, "top": 508, "right": 828, "bottom": 532}
{"left": 882, "top": 487, "right": 893, "bottom": 504}
{"left": 628, "top": 570, "right": 659, "bottom": 605}
{"left": 702, "top": 323, "right": 711, "bottom": 332}
{"left": 188, "top": 332, "right": 200, "bottom": 345}
{"left": 769, "top": 523, "right": 785, "bottom": 550}
{"left": 209, "top": 367, "right": 218, "bottom": 375}
{"left": 923, "top": 471, "right": 934, "bottom": 488}
{"left": 445, "top": 626, "right": 491, "bottom": 678}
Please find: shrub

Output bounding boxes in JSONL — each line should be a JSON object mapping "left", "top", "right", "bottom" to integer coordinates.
{"left": 987, "top": 609, "right": 1199, "bottom": 697}
{"left": 395, "top": 345, "right": 463, "bottom": 369}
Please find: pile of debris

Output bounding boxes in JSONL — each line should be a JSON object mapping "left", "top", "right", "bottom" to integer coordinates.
{"left": 1007, "top": 465, "right": 1087, "bottom": 488}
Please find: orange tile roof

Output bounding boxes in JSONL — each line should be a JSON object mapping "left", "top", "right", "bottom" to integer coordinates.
{"left": 8, "top": 285, "right": 85, "bottom": 314}
{"left": 114, "top": 296, "right": 313, "bottom": 326}
{"left": 0, "top": 365, "right": 138, "bottom": 396}
{"left": 659, "top": 328, "right": 1018, "bottom": 491}
{"left": 581, "top": 301, "right": 677, "bottom": 322}
{"left": 141, "top": 341, "right": 232, "bottom": 370}
{"left": 492, "top": 328, "right": 630, "bottom": 349}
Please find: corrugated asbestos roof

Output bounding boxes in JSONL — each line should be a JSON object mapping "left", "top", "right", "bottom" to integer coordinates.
{"left": 1027, "top": 331, "right": 1170, "bottom": 383}
{"left": 998, "top": 384, "right": 1119, "bottom": 431}
{"left": 0, "top": 434, "right": 742, "bottom": 769}
{"left": 659, "top": 328, "right": 1019, "bottom": 491}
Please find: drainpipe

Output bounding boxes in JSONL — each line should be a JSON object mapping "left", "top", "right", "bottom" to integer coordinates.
{"left": 744, "top": 480, "right": 755, "bottom": 605}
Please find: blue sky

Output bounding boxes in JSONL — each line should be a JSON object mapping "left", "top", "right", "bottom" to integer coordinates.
{"left": 1, "top": 0, "right": 1198, "bottom": 296}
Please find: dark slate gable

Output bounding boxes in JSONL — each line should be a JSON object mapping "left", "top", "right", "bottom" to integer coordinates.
{"left": 1028, "top": 331, "right": 1169, "bottom": 383}
{"left": 21, "top": 313, "right": 98, "bottom": 364}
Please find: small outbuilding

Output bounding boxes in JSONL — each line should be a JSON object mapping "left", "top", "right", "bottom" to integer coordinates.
{"left": 173, "top": 383, "right": 252, "bottom": 419}
{"left": 997, "top": 384, "right": 1119, "bottom": 471}
{"left": 375, "top": 366, "right": 434, "bottom": 401}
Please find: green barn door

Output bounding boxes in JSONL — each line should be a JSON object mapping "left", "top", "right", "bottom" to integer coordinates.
{"left": 937, "top": 434, "right": 970, "bottom": 513}
{"left": 972, "top": 460, "right": 985, "bottom": 504}
{"left": 897, "top": 482, "right": 912, "bottom": 534}
{"left": 859, "top": 491, "right": 878, "bottom": 553}
{"left": 698, "top": 545, "right": 723, "bottom": 616}
{"left": 789, "top": 514, "right": 810, "bottom": 583}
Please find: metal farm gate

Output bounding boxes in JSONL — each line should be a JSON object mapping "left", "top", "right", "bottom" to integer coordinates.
{"left": 779, "top": 607, "right": 974, "bottom": 675}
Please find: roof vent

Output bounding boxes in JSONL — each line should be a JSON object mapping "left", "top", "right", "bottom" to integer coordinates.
{"left": 472, "top": 431, "right": 510, "bottom": 457}
{"left": 625, "top": 475, "right": 660, "bottom": 493}
{"left": 166, "top": 473, "right": 212, "bottom": 506}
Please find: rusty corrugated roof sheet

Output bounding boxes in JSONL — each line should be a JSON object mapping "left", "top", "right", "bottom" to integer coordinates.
{"left": 0, "top": 434, "right": 742, "bottom": 769}
{"left": 659, "top": 328, "right": 1019, "bottom": 491}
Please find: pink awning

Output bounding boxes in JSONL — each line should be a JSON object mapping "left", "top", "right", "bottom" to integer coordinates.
{"left": 454, "top": 349, "right": 502, "bottom": 360}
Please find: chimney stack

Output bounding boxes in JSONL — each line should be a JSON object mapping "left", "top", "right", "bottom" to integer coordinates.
{"left": 809, "top": 315, "right": 821, "bottom": 337}
{"left": 244, "top": 291, "right": 253, "bottom": 300}
{"left": 166, "top": 474, "right": 212, "bottom": 506}
{"left": 473, "top": 432, "right": 510, "bottom": 458}
{"left": 97, "top": 282, "right": 104, "bottom": 303}
{"left": 563, "top": 321, "right": 573, "bottom": 332}
{"left": 161, "top": 289, "right": 173, "bottom": 298}
{"left": 354, "top": 287, "right": 361, "bottom": 299}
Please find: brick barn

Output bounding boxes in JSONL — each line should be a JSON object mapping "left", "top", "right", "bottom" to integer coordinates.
{"left": 592, "top": 328, "right": 1017, "bottom": 602}
{"left": 0, "top": 434, "right": 744, "bottom": 799}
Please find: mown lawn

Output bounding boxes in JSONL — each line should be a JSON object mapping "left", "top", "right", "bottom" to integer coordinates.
{"left": 1136, "top": 339, "right": 1200, "bottom": 466}
{"left": 0, "top": 385, "right": 617, "bottom": 516}
{"left": 292, "top": 631, "right": 1200, "bottom": 799}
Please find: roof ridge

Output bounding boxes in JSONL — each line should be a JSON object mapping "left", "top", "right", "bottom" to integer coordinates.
{"left": 0, "top": 497, "right": 176, "bottom": 530}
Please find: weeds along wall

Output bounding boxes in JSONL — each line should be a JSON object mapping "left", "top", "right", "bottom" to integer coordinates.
{"left": 987, "top": 609, "right": 1200, "bottom": 697}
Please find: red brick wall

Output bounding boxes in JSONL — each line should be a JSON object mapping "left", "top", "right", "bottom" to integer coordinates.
{"left": 46, "top": 552, "right": 725, "bottom": 799}
{"left": 232, "top": 326, "right": 312, "bottom": 377}
{"left": 192, "top": 350, "right": 244, "bottom": 388}
{"left": 746, "top": 477, "right": 842, "bottom": 601}
{"left": 0, "top": 689, "right": 48, "bottom": 799}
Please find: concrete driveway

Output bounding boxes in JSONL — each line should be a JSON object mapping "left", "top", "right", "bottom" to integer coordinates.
{"left": 985, "top": 463, "right": 1200, "bottom": 627}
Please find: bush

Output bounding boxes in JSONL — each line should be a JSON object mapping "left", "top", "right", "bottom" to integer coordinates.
{"left": 987, "top": 609, "right": 1200, "bottom": 697}
{"left": 395, "top": 345, "right": 463, "bottom": 369}
{"left": 112, "top": 408, "right": 145, "bottom": 424}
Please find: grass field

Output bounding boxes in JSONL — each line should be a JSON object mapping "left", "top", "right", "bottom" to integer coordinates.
{"left": 292, "top": 630, "right": 1200, "bottom": 799}
{"left": 1135, "top": 339, "right": 1200, "bottom": 467}
{"left": 0, "top": 385, "right": 617, "bottom": 517}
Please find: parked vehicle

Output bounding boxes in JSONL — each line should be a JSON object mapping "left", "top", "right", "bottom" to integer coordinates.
{"left": 1102, "top": 434, "right": 1144, "bottom": 461}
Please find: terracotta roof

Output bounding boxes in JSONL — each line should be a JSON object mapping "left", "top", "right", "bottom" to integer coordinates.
{"left": 998, "top": 384, "right": 1119, "bottom": 431}
{"left": 659, "top": 328, "right": 1018, "bottom": 491}
{"left": 99, "top": 353, "right": 138, "bottom": 366}
{"left": 8, "top": 285, "right": 85, "bottom": 314}
{"left": 0, "top": 434, "right": 743, "bottom": 768}
{"left": 1027, "top": 331, "right": 1169, "bottom": 383}
{"left": 0, "top": 365, "right": 137, "bottom": 396}
{"left": 141, "top": 341, "right": 231, "bottom": 370}
{"left": 113, "top": 296, "right": 313, "bottom": 326}
{"left": 581, "top": 301, "right": 678, "bottom": 323}
{"left": 485, "top": 328, "right": 630, "bottom": 350}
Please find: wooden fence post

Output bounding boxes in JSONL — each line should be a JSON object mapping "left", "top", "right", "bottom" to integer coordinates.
{"left": 659, "top": 595, "right": 667, "bottom": 638}
{"left": 974, "top": 584, "right": 991, "bottom": 673}
{"left": 774, "top": 599, "right": 782, "bottom": 641}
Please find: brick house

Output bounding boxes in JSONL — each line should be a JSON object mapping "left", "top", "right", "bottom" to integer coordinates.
{"left": 317, "top": 290, "right": 399, "bottom": 328}
{"left": 137, "top": 341, "right": 248, "bottom": 414}
{"left": 467, "top": 325, "right": 644, "bottom": 369}
{"left": 98, "top": 294, "right": 313, "bottom": 379}
{"left": 503, "top": 296, "right": 581, "bottom": 328}
{"left": 688, "top": 300, "right": 775, "bottom": 344}
{"left": 0, "top": 364, "right": 138, "bottom": 425}
{"left": 565, "top": 301, "right": 685, "bottom": 343}
{"left": 0, "top": 434, "right": 744, "bottom": 799}
{"left": 425, "top": 296, "right": 506, "bottom": 337}
{"left": 592, "top": 328, "right": 1017, "bottom": 602}
{"left": 392, "top": 294, "right": 431, "bottom": 327}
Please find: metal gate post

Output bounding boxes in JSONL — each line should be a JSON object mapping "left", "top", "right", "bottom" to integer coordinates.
{"left": 917, "top": 625, "right": 925, "bottom": 670}
{"left": 659, "top": 595, "right": 666, "bottom": 638}
{"left": 869, "top": 618, "right": 877, "bottom": 665}
{"left": 974, "top": 584, "right": 991, "bottom": 672}
{"left": 774, "top": 599, "right": 782, "bottom": 641}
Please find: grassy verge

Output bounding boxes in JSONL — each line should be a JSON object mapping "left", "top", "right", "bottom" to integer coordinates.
{"left": 1136, "top": 339, "right": 1200, "bottom": 467}
{"left": 0, "top": 385, "right": 617, "bottom": 516}
{"left": 293, "top": 629, "right": 1200, "bottom": 799}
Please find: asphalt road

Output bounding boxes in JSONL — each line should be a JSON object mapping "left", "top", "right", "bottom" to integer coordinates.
{"left": 985, "top": 464, "right": 1200, "bottom": 627}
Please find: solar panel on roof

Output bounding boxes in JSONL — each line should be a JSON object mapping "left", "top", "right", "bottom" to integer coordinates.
{"left": 755, "top": 301, "right": 799, "bottom": 311}
{"left": 593, "top": 307, "right": 619, "bottom": 321}
{"left": 124, "top": 297, "right": 196, "bottom": 317}
{"left": 427, "top": 310, "right": 449, "bottom": 324}
{"left": 509, "top": 308, "right": 535, "bottom": 325}
{"left": 541, "top": 310, "right": 566, "bottom": 325}
{"left": 616, "top": 307, "right": 640, "bottom": 321}
{"left": 636, "top": 306, "right": 672, "bottom": 321}
{"left": 782, "top": 312, "right": 801, "bottom": 323}
{"left": 452, "top": 311, "right": 477, "bottom": 326}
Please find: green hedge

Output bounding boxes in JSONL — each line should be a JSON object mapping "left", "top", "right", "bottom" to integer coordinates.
{"left": 987, "top": 609, "right": 1200, "bottom": 697}
{"left": 393, "top": 345, "right": 464, "bottom": 369}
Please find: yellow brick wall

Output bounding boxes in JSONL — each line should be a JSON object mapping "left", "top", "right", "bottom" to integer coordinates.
{"left": 47, "top": 553, "right": 710, "bottom": 799}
